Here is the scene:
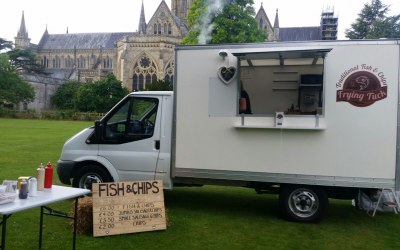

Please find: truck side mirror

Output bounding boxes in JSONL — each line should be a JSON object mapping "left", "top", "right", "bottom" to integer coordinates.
{"left": 94, "top": 120, "right": 102, "bottom": 142}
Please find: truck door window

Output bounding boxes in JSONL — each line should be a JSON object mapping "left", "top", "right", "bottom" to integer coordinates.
{"left": 103, "top": 97, "right": 159, "bottom": 143}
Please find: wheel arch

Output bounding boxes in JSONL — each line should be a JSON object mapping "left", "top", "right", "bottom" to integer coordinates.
{"left": 71, "top": 157, "right": 120, "bottom": 183}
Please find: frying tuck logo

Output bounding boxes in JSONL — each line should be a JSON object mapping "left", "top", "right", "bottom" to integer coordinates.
{"left": 336, "top": 64, "right": 387, "bottom": 107}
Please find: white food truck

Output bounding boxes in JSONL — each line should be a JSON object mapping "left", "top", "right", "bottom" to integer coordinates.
{"left": 57, "top": 40, "right": 400, "bottom": 222}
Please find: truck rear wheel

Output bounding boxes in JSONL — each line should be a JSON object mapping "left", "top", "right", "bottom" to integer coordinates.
{"left": 279, "top": 185, "right": 328, "bottom": 223}
{"left": 72, "top": 165, "right": 112, "bottom": 190}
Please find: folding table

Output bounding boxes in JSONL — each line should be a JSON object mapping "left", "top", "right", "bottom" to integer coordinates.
{"left": 0, "top": 185, "right": 90, "bottom": 250}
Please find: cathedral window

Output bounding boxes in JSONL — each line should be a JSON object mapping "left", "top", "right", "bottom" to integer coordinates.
{"left": 132, "top": 54, "right": 158, "bottom": 91}
{"left": 42, "top": 56, "right": 49, "bottom": 68}
{"left": 259, "top": 19, "right": 264, "bottom": 29}
{"left": 77, "top": 56, "right": 86, "bottom": 69}
{"left": 140, "top": 56, "right": 150, "bottom": 68}
{"left": 91, "top": 55, "right": 97, "bottom": 68}
{"left": 103, "top": 56, "right": 113, "bottom": 69}
{"left": 145, "top": 75, "right": 151, "bottom": 85}
{"left": 52, "top": 56, "right": 61, "bottom": 68}
{"left": 65, "top": 56, "right": 73, "bottom": 68}
{"left": 168, "top": 23, "right": 172, "bottom": 35}
{"left": 164, "top": 23, "right": 167, "bottom": 34}
{"left": 154, "top": 24, "right": 157, "bottom": 34}
{"left": 164, "top": 60, "right": 174, "bottom": 83}
{"left": 158, "top": 23, "right": 162, "bottom": 34}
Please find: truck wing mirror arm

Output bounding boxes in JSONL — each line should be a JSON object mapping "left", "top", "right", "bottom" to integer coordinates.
{"left": 94, "top": 120, "right": 103, "bottom": 143}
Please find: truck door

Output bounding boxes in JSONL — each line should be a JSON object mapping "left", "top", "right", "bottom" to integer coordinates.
{"left": 98, "top": 95, "right": 161, "bottom": 181}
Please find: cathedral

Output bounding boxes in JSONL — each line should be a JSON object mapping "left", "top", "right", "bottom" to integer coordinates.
{"left": 255, "top": 3, "right": 338, "bottom": 41}
{"left": 14, "top": 0, "right": 337, "bottom": 111}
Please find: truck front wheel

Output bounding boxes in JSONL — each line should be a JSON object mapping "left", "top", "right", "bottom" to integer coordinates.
{"left": 72, "top": 165, "right": 112, "bottom": 190}
{"left": 279, "top": 185, "right": 328, "bottom": 223}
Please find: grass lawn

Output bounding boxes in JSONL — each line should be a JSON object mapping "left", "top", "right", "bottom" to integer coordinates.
{"left": 1, "top": 118, "right": 400, "bottom": 250}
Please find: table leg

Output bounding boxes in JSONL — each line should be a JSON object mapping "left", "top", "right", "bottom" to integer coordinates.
{"left": 39, "top": 206, "right": 44, "bottom": 250}
{"left": 1, "top": 214, "right": 11, "bottom": 250}
{"left": 1, "top": 215, "right": 6, "bottom": 250}
{"left": 73, "top": 198, "right": 78, "bottom": 250}
{"left": 38, "top": 198, "right": 81, "bottom": 250}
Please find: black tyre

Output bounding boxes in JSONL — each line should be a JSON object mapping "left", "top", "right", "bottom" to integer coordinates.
{"left": 72, "top": 165, "right": 112, "bottom": 190}
{"left": 279, "top": 185, "right": 328, "bottom": 223}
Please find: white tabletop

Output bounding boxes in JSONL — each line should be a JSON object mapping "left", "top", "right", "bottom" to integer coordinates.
{"left": 0, "top": 185, "right": 91, "bottom": 215}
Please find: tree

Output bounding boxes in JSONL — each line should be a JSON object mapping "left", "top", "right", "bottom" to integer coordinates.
{"left": 1, "top": 39, "right": 38, "bottom": 108}
{"left": 182, "top": 0, "right": 266, "bottom": 44}
{"left": 0, "top": 38, "right": 13, "bottom": 51}
{"left": 212, "top": 1, "right": 266, "bottom": 43}
{"left": 93, "top": 74, "right": 129, "bottom": 112}
{"left": 144, "top": 79, "right": 173, "bottom": 91}
{"left": 74, "top": 74, "right": 129, "bottom": 112}
{"left": 7, "top": 49, "right": 48, "bottom": 74}
{"left": 0, "top": 53, "right": 35, "bottom": 106}
{"left": 51, "top": 81, "right": 81, "bottom": 110}
{"left": 181, "top": 0, "right": 208, "bottom": 44}
{"left": 380, "top": 15, "right": 400, "bottom": 38}
{"left": 74, "top": 83, "right": 97, "bottom": 112}
{"left": 345, "top": 0, "right": 400, "bottom": 39}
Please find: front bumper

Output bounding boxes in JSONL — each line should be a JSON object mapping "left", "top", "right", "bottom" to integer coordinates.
{"left": 57, "top": 160, "right": 77, "bottom": 185}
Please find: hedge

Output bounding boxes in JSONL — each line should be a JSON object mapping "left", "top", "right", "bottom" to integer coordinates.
{"left": 0, "top": 108, "right": 104, "bottom": 121}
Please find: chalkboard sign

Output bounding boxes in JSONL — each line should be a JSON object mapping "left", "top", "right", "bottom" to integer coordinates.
{"left": 92, "top": 180, "right": 166, "bottom": 237}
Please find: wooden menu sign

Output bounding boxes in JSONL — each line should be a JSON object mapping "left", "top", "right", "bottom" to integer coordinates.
{"left": 92, "top": 180, "right": 166, "bottom": 237}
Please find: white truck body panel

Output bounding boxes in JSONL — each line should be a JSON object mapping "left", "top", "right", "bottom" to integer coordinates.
{"left": 173, "top": 40, "right": 400, "bottom": 189}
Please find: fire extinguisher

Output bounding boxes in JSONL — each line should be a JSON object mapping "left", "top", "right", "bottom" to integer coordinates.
{"left": 44, "top": 162, "right": 53, "bottom": 189}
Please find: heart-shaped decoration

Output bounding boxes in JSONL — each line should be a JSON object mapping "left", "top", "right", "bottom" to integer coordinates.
{"left": 217, "top": 66, "right": 237, "bottom": 85}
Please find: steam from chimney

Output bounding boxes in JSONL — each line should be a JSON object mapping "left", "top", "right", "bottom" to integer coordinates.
{"left": 196, "top": 0, "right": 226, "bottom": 44}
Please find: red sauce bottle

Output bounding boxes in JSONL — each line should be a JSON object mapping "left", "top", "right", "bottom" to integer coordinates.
{"left": 44, "top": 162, "right": 53, "bottom": 189}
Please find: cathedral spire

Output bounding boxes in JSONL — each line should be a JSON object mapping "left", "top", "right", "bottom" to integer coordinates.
{"left": 273, "top": 9, "right": 280, "bottom": 41}
{"left": 14, "top": 11, "right": 31, "bottom": 49}
{"left": 17, "top": 11, "right": 29, "bottom": 38}
{"left": 273, "top": 9, "right": 279, "bottom": 28}
{"left": 138, "top": 0, "right": 147, "bottom": 34}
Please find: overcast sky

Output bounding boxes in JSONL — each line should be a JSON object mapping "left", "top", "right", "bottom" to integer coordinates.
{"left": 1, "top": 0, "right": 400, "bottom": 44}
